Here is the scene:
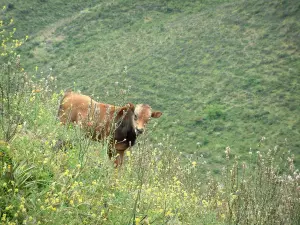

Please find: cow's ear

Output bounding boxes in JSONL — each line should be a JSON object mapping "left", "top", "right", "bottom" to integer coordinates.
{"left": 151, "top": 111, "right": 162, "bottom": 118}
{"left": 126, "top": 102, "right": 135, "bottom": 111}
{"left": 117, "top": 103, "right": 135, "bottom": 117}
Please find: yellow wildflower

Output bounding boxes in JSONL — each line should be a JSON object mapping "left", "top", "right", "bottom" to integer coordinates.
{"left": 5, "top": 205, "right": 13, "bottom": 211}
{"left": 135, "top": 217, "right": 141, "bottom": 225}
{"left": 19, "top": 204, "right": 25, "bottom": 210}
{"left": 202, "top": 199, "right": 209, "bottom": 208}
{"left": 64, "top": 169, "right": 69, "bottom": 176}
{"left": 166, "top": 210, "right": 174, "bottom": 217}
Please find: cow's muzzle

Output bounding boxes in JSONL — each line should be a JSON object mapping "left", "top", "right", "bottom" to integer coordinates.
{"left": 136, "top": 128, "right": 144, "bottom": 135}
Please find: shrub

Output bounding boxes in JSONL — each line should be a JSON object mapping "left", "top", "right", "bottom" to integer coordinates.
{"left": 0, "top": 8, "right": 29, "bottom": 142}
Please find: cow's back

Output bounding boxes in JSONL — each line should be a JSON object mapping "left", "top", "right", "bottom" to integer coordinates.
{"left": 58, "top": 92, "right": 97, "bottom": 124}
{"left": 58, "top": 91, "right": 119, "bottom": 138}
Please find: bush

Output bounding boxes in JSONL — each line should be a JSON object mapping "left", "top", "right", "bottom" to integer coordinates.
{"left": 204, "top": 104, "right": 226, "bottom": 120}
{"left": 0, "top": 8, "right": 29, "bottom": 142}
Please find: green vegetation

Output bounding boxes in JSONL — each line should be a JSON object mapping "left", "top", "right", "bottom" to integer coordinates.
{"left": 1, "top": 0, "right": 300, "bottom": 224}
{"left": 0, "top": 67, "right": 299, "bottom": 223}
{"left": 0, "top": 80, "right": 299, "bottom": 224}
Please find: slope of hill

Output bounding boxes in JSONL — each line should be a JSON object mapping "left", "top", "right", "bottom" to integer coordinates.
{"left": 3, "top": 0, "right": 300, "bottom": 167}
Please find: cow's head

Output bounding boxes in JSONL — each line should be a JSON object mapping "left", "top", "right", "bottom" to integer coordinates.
{"left": 132, "top": 104, "right": 162, "bottom": 136}
{"left": 117, "top": 103, "right": 162, "bottom": 136}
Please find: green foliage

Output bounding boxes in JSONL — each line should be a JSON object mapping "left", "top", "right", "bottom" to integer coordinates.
{"left": 204, "top": 104, "right": 226, "bottom": 120}
{"left": 0, "top": 141, "right": 12, "bottom": 166}
{"left": 0, "top": 8, "right": 28, "bottom": 142}
{"left": 0, "top": 56, "right": 28, "bottom": 142}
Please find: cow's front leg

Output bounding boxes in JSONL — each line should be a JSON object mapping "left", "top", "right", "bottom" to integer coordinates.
{"left": 114, "top": 150, "right": 125, "bottom": 167}
{"left": 107, "top": 147, "right": 124, "bottom": 167}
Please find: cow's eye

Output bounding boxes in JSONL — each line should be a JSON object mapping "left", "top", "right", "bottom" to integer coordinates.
{"left": 134, "top": 115, "right": 138, "bottom": 121}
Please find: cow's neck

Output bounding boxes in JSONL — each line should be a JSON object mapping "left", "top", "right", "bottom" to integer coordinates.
{"left": 114, "top": 112, "right": 137, "bottom": 148}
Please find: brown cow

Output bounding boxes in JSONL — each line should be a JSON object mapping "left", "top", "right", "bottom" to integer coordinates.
{"left": 57, "top": 91, "right": 162, "bottom": 166}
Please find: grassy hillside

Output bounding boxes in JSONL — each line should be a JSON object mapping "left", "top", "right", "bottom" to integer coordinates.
{"left": 1, "top": 1, "right": 300, "bottom": 224}
{"left": 3, "top": 0, "right": 300, "bottom": 167}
